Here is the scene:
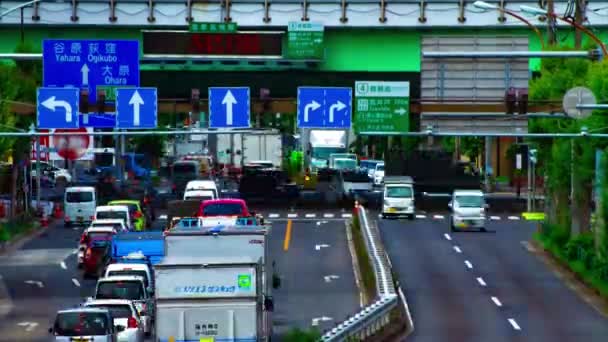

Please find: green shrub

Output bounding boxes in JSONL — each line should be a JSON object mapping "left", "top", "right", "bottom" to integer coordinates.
{"left": 593, "top": 258, "right": 608, "bottom": 282}
{"left": 564, "top": 233, "right": 595, "bottom": 261}
{"left": 546, "top": 223, "right": 570, "bottom": 248}
{"left": 282, "top": 327, "right": 321, "bottom": 341}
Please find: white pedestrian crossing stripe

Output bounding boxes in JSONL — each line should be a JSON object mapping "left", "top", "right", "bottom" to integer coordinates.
{"left": 305, "top": 213, "right": 316, "bottom": 218}
{"left": 269, "top": 213, "right": 279, "bottom": 218}
{"left": 324, "top": 213, "right": 335, "bottom": 218}
{"left": 342, "top": 213, "right": 352, "bottom": 218}
{"left": 490, "top": 216, "right": 501, "bottom": 220}
{"left": 287, "top": 213, "right": 298, "bottom": 218}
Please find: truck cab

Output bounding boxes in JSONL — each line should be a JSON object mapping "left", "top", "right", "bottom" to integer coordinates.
{"left": 382, "top": 176, "right": 415, "bottom": 219}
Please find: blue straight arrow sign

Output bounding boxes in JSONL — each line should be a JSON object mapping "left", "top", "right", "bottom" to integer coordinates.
{"left": 209, "top": 87, "right": 250, "bottom": 128}
{"left": 116, "top": 87, "right": 158, "bottom": 129}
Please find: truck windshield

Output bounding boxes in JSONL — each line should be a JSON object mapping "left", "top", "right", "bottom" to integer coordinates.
{"left": 54, "top": 312, "right": 110, "bottom": 336}
{"left": 66, "top": 192, "right": 94, "bottom": 203}
{"left": 202, "top": 203, "right": 243, "bottom": 216}
{"left": 312, "top": 147, "right": 344, "bottom": 160}
{"left": 96, "top": 281, "right": 144, "bottom": 300}
{"left": 455, "top": 195, "right": 484, "bottom": 208}
{"left": 386, "top": 186, "right": 413, "bottom": 198}
{"left": 334, "top": 159, "right": 357, "bottom": 170}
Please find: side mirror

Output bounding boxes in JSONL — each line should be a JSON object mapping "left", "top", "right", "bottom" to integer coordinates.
{"left": 116, "top": 325, "right": 126, "bottom": 333}
{"left": 264, "top": 296, "right": 274, "bottom": 312}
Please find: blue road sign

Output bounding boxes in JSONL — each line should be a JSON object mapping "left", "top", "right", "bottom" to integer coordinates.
{"left": 37, "top": 87, "right": 80, "bottom": 129}
{"left": 42, "top": 39, "right": 140, "bottom": 106}
{"left": 209, "top": 87, "right": 250, "bottom": 128}
{"left": 116, "top": 88, "right": 158, "bottom": 129}
{"left": 80, "top": 113, "right": 116, "bottom": 128}
{"left": 297, "top": 87, "right": 352, "bottom": 128}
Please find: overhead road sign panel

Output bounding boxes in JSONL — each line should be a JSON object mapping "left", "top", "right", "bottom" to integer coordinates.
{"left": 297, "top": 87, "right": 352, "bottom": 129}
{"left": 354, "top": 81, "right": 410, "bottom": 134}
{"left": 208, "top": 87, "right": 251, "bottom": 129}
{"left": 287, "top": 21, "right": 324, "bottom": 59}
{"left": 189, "top": 22, "right": 238, "bottom": 33}
{"left": 37, "top": 87, "right": 80, "bottom": 129}
{"left": 42, "top": 39, "right": 140, "bottom": 105}
{"left": 116, "top": 88, "right": 158, "bottom": 129}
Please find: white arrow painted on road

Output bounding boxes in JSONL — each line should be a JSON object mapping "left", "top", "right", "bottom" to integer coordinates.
{"left": 304, "top": 100, "right": 321, "bottom": 123}
{"left": 222, "top": 90, "right": 237, "bottom": 126}
{"left": 323, "top": 275, "right": 340, "bottom": 283}
{"left": 17, "top": 322, "right": 38, "bottom": 332}
{"left": 395, "top": 107, "right": 407, "bottom": 115}
{"left": 24, "top": 280, "right": 44, "bottom": 288}
{"left": 328, "top": 100, "right": 346, "bottom": 123}
{"left": 80, "top": 64, "right": 89, "bottom": 85}
{"left": 311, "top": 316, "right": 333, "bottom": 326}
{"left": 129, "top": 90, "right": 144, "bottom": 126}
{"left": 41, "top": 96, "right": 73, "bottom": 123}
{"left": 315, "top": 244, "right": 330, "bottom": 251}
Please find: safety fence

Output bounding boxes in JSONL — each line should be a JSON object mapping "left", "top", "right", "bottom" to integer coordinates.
{"left": 320, "top": 204, "right": 408, "bottom": 341}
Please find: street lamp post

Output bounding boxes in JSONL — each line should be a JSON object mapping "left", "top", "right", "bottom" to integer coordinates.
{"left": 520, "top": 5, "right": 608, "bottom": 57}
{"left": 473, "top": 1, "right": 545, "bottom": 49}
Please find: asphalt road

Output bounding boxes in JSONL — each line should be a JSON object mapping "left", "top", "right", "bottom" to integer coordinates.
{"left": 267, "top": 210, "right": 360, "bottom": 336}
{"left": 380, "top": 215, "right": 608, "bottom": 342}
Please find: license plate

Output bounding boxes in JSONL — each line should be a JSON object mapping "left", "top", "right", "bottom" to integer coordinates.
{"left": 388, "top": 208, "right": 396, "bottom": 213}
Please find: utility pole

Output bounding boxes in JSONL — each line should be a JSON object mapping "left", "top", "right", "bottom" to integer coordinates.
{"left": 547, "top": 0, "right": 556, "bottom": 45}
{"left": 574, "top": 0, "right": 584, "bottom": 49}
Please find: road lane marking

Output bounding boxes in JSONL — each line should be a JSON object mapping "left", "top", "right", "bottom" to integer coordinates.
{"left": 444, "top": 233, "right": 452, "bottom": 241}
{"left": 464, "top": 260, "right": 473, "bottom": 269}
{"left": 311, "top": 316, "right": 333, "bottom": 326}
{"left": 283, "top": 219, "right": 292, "bottom": 252}
{"left": 305, "top": 213, "right": 316, "bottom": 218}
{"left": 477, "top": 277, "right": 487, "bottom": 287}
{"left": 508, "top": 216, "right": 520, "bottom": 220}
{"left": 342, "top": 213, "right": 352, "bottom": 218}
{"left": 72, "top": 278, "right": 80, "bottom": 287}
{"left": 416, "top": 214, "right": 427, "bottom": 219}
{"left": 287, "top": 213, "right": 298, "bottom": 218}
{"left": 315, "top": 244, "right": 330, "bottom": 251}
{"left": 433, "top": 215, "right": 445, "bottom": 219}
{"left": 491, "top": 297, "right": 502, "bottom": 307}
{"left": 17, "top": 322, "right": 38, "bottom": 332}
{"left": 324, "top": 213, "right": 334, "bottom": 218}
{"left": 24, "top": 280, "right": 44, "bottom": 288}
{"left": 60, "top": 262, "right": 67, "bottom": 270}
{"left": 508, "top": 318, "right": 521, "bottom": 331}
{"left": 269, "top": 213, "right": 279, "bottom": 218}
{"left": 453, "top": 246, "right": 462, "bottom": 253}
{"left": 158, "top": 214, "right": 167, "bottom": 220}
{"left": 323, "top": 275, "right": 340, "bottom": 283}
{"left": 490, "top": 216, "right": 501, "bottom": 220}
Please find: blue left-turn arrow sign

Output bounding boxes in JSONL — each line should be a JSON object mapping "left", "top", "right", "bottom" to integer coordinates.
{"left": 36, "top": 87, "right": 80, "bottom": 129}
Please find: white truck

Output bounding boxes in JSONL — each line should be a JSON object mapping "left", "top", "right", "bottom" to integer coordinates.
{"left": 216, "top": 129, "right": 282, "bottom": 168}
{"left": 154, "top": 228, "right": 273, "bottom": 342}
{"left": 304, "top": 129, "right": 349, "bottom": 173}
{"left": 382, "top": 176, "right": 415, "bottom": 219}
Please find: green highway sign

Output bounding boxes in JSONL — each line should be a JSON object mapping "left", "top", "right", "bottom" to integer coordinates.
{"left": 189, "top": 22, "right": 238, "bottom": 33}
{"left": 354, "top": 81, "right": 410, "bottom": 134}
{"left": 97, "top": 86, "right": 119, "bottom": 102}
{"left": 286, "top": 22, "right": 324, "bottom": 59}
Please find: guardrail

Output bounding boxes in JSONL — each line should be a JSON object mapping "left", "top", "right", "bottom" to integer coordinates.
{"left": 320, "top": 204, "right": 399, "bottom": 341}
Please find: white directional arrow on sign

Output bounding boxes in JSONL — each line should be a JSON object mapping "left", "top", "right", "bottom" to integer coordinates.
{"left": 17, "top": 322, "right": 38, "bottom": 332}
{"left": 311, "top": 316, "right": 333, "bottom": 326}
{"left": 315, "top": 244, "right": 330, "bottom": 251}
{"left": 129, "top": 90, "right": 144, "bottom": 126}
{"left": 304, "top": 100, "right": 321, "bottom": 123}
{"left": 323, "top": 275, "right": 340, "bottom": 283}
{"left": 41, "top": 96, "right": 73, "bottom": 123}
{"left": 395, "top": 108, "right": 407, "bottom": 115}
{"left": 328, "top": 100, "right": 346, "bottom": 123}
{"left": 80, "top": 64, "right": 89, "bottom": 85}
{"left": 222, "top": 90, "right": 237, "bottom": 126}
{"left": 24, "top": 280, "right": 44, "bottom": 288}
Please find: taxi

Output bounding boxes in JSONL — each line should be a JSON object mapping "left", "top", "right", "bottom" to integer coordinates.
{"left": 107, "top": 200, "right": 148, "bottom": 231}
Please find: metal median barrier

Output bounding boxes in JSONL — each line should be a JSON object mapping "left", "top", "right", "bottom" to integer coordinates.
{"left": 320, "top": 205, "right": 401, "bottom": 341}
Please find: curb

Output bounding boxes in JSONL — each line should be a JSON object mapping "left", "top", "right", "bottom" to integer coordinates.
{"left": 345, "top": 220, "right": 368, "bottom": 307}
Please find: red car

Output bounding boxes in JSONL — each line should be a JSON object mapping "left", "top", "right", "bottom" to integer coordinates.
{"left": 82, "top": 237, "right": 112, "bottom": 278}
{"left": 198, "top": 199, "right": 251, "bottom": 218}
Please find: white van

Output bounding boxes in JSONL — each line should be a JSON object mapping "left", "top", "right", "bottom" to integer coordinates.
{"left": 64, "top": 186, "right": 97, "bottom": 228}
{"left": 448, "top": 189, "right": 488, "bottom": 232}
{"left": 382, "top": 176, "right": 415, "bottom": 219}
{"left": 104, "top": 263, "right": 154, "bottom": 296}
{"left": 183, "top": 189, "right": 215, "bottom": 201}
{"left": 184, "top": 180, "right": 218, "bottom": 198}
{"left": 95, "top": 205, "right": 133, "bottom": 231}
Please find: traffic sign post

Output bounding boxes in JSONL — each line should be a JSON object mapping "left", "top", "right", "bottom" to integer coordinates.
{"left": 297, "top": 87, "right": 352, "bottom": 128}
{"left": 116, "top": 88, "right": 158, "bottom": 129}
{"left": 37, "top": 88, "right": 80, "bottom": 129}
{"left": 42, "top": 39, "right": 140, "bottom": 127}
{"left": 208, "top": 87, "right": 251, "bottom": 128}
{"left": 286, "top": 22, "right": 324, "bottom": 59}
{"left": 354, "top": 81, "right": 410, "bottom": 134}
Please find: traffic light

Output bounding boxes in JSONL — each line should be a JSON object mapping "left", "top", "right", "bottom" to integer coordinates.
{"left": 505, "top": 88, "right": 517, "bottom": 114}
{"left": 80, "top": 89, "right": 89, "bottom": 114}
{"left": 97, "top": 90, "right": 106, "bottom": 113}
{"left": 191, "top": 89, "right": 200, "bottom": 114}
{"left": 529, "top": 148, "right": 537, "bottom": 164}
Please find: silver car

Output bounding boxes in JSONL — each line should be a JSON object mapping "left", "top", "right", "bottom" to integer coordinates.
{"left": 83, "top": 299, "right": 144, "bottom": 342}
{"left": 49, "top": 307, "right": 123, "bottom": 341}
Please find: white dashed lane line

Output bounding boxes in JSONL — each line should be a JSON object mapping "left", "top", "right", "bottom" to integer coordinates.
{"left": 287, "top": 213, "right": 298, "bottom": 218}
{"left": 491, "top": 297, "right": 503, "bottom": 307}
{"left": 305, "top": 213, "right": 316, "bottom": 218}
{"left": 324, "top": 213, "right": 335, "bottom": 218}
{"left": 508, "top": 216, "right": 520, "bottom": 220}
{"left": 268, "top": 214, "right": 279, "bottom": 218}
{"left": 444, "top": 233, "right": 452, "bottom": 241}
{"left": 508, "top": 318, "right": 522, "bottom": 331}
{"left": 476, "top": 277, "right": 487, "bottom": 287}
{"left": 464, "top": 260, "right": 473, "bottom": 269}
{"left": 415, "top": 214, "right": 427, "bottom": 219}
{"left": 490, "top": 216, "right": 501, "bottom": 220}
{"left": 342, "top": 213, "right": 352, "bottom": 218}
{"left": 433, "top": 215, "right": 445, "bottom": 219}
{"left": 72, "top": 278, "right": 80, "bottom": 287}
{"left": 60, "top": 262, "right": 67, "bottom": 270}
{"left": 453, "top": 246, "right": 462, "bottom": 253}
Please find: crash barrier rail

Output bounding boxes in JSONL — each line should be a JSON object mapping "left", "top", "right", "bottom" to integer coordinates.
{"left": 320, "top": 204, "right": 399, "bottom": 341}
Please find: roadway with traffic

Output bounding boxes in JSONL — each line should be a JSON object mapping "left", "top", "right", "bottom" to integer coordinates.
{"left": 0, "top": 206, "right": 360, "bottom": 341}
{"left": 380, "top": 211, "right": 608, "bottom": 342}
